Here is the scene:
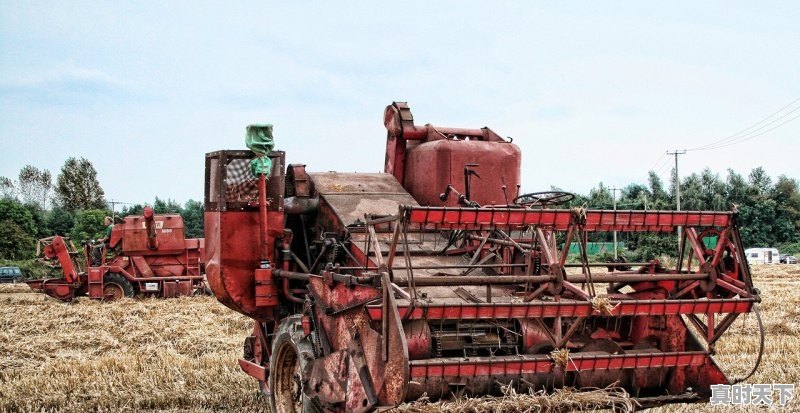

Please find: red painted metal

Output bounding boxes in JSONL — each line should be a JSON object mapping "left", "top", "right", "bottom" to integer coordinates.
{"left": 366, "top": 298, "right": 755, "bottom": 321}
{"left": 238, "top": 358, "right": 267, "bottom": 381}
{"left": 205, "top": 103, "right": 760, "bottom": 412}
{"left": 40, "top": 236, "right": 79, "bottom": 283}
{"left": 404, "top": 206, "right": 732, "bottom": 231}
{"left": 409, "top": 351, "right": 708, "bottom": 377}
{"left": 383, "top": 102, "right": 520, "bottom": 207}
{"left": 143, "top": 206, "right": 159, "bottom": 250}
{"left": 28, "top": 210, "right": 205, "bottom": 301}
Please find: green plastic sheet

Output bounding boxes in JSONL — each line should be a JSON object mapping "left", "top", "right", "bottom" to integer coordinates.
{"left": 245, "top": 124, "right": 275, "bottom": 176}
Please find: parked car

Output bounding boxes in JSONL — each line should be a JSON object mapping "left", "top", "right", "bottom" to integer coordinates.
{"left": 786, "top": 255, "right": 798, "bottom": 265}
{"left": 0, "top": 266, "right": 23, "bottom": 283}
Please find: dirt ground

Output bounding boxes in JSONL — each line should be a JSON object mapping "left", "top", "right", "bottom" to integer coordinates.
{"left": 0, "top": 265, "right": 798, "bottom": 412}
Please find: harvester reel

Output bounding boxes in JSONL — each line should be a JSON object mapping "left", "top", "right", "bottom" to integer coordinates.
{"left": 514, "top": 191, "right": 575, "bottom": 207}
{"left": 686, "top": 228, "right": 741, "bottom": 298}
{"left": 102, "top": 273, "right": 134, "bottom": 301}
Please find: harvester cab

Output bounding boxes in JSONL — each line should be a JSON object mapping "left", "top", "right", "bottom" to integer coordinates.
{"left": 27, "top": 206, "right": 206, "bottom": 301}
{"left": 205, "top": 102, "right": 761, "bottom": 412}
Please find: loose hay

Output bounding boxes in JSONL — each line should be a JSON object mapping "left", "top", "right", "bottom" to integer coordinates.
{"left": 550, "top": 348, "right": 571, "bottom": 370}
{"left": 396, "top": 386, "right": 636, "bottom": 413}
{"left": 0, "top": 293, "right": 266, "bottom": 412}
{"left": 0, "top": 266, "right": 798, "bottom": 412}
{"left": 590, "top": 295, "right": 616, "bottom": 315}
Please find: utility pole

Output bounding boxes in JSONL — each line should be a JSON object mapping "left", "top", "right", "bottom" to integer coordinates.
{"left": 610, "top": 187, "right": 620, "bottom": 260}
{"left": 108, "top": 200, "right": 130, "bottom": 221}
{"left": 108, "top": 200, "right": 118, "bottom": 221}
{"left": 667, "top": 150, "right": 686, "bottom": 253}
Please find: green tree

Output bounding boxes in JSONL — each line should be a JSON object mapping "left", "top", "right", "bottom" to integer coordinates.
{"left": 771, "top": 175, "right": 800, "bottom": 244}
{"left": 120, "top": 204, "right": 144, "bottom": 217}
{"left": 0, "top": 198, "right": 36, "bottom": 236}
{"left": 0, "top": 198, "right": 37, "bottom": 259}
{"left": 46, "top": 206, "right": 75, "bottom": 237}
{"left": 0, "top": 220, "right": 35, "bottom": 259}
{"left": 627, "top": 233, "right": 676, "bottom": 261}
{"left": 647, "top": 171, "right": 671, "bottom": 209}
{"left": 18, "top": 165, "right": 52, "bottom": 209}
{"left": 182, "top": 199, "right": 204, "bottom": 238}
{"left": 730, "top": 167, "right": 800, "bottom": 248}
{"left": 619, "top": 183, "right": 649, "bottom": 209}
{"left": 738, "top": 199, "right": 777, "bottom": 247}
{"left": 23, "top": 203, "right": 50, "bottom": 239}
{"left": 587, "top": 182, "right": 614, "bottom": 208}
{"left": 55, "top": 157, "right": 106, "bottom": 211}
{"left": 679, "top": 169, "right": 726, "bottom": 211}
{"left": 153, "top": 197, "right": 182, "bottom": 214}
{"left": 725, "top": 169, "right": 749, "bottom": 206}
{"left": 71, "top": 210, "right": 110, "bottom": 242}
{"left": 748, "top": 167, "right": 772, "bottom": 196}
{"left": 0, "top": 176, "right": 16, "bottom": 199}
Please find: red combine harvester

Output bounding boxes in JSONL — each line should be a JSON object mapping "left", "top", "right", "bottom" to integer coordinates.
{"left": 205, "top": 102, "right": 761, "bottom": 412}
{"left": 28, "top": 206, "right": 205, "bottom": 301}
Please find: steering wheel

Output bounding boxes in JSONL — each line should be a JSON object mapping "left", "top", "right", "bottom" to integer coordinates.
{"left": 513, "top": 191, "right": 575, "bottom": 207}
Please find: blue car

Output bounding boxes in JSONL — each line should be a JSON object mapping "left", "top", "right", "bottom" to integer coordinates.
{"left": 0, "top": 266, "right": 23, "bottom": 283}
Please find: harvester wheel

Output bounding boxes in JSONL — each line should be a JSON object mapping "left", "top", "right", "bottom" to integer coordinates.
{"left": 102, "top": 273, "right": 134, "bottom": 301}
{"left": 269, "top": 316, "right": 321, "bottom": 413}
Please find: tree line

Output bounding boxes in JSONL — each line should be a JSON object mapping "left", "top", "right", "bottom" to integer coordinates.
{"left": 0, "top": 158, "right": 203, "bottom": 260}
{"left": 1, "top": 158, "right": 798, "bottom": 261}
{"left": 560, "top": 166, "right": 800, "bottom": 260}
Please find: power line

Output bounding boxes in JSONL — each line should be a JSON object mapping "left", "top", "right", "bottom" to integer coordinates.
{"left": 648, "top": 152, "right": 667, "bottom": 171}
{"left": 645, "top": 97, "right": 800, "bottom": 184}
{"left": 642, "top": 152, "right": 670, "bottom": 185}
{"left": 687, "top": 97, "right": 800, "bottom": 151}
{"left": 689, "top": 111, "right": 800, "bottom": 152}
{"left": 108, "top": 199, "right": 135, "bottom": 220}
{"left": 654, "top": 157, "right": 672, "bottom": 177}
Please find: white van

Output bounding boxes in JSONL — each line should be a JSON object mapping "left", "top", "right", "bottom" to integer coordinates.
{"left": 744, "top": 247, "right": 780, "bottom": 264}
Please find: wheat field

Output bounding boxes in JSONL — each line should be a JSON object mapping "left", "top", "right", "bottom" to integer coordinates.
{"left": 0, "top": 266, "right": 797, "bottom": 412}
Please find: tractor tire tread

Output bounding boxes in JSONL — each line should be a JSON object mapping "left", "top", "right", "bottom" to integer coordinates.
{"left": 104, "top": 273, "right": 135, "bottom": 298}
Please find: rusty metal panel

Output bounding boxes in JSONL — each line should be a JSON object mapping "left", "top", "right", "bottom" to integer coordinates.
{"left": 309, "top": 172, "right": 417, "bottom": 228}
{"left": 403, "top": 139, "right": 521, "bottom": 207}
{"left": 121, "top": 214, "right": 186, "bottom": 253}
{"left": 163, "top": 281, "right": 177, "bottom": 298}
{"left": 177, "top": 280, "right": 193, "bottom": 296}
{"left": 87, "top": 267, "right": 104, "bottom": 299}
{"left": 366, "top": 298, "right": 756, "bottom": 321}
{"left": 205, "top": 210, "right": 284, "bottom": 321}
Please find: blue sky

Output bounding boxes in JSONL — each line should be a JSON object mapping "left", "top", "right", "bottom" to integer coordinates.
{"left": 1, "top": 1, "right": 799, "bottom": 205}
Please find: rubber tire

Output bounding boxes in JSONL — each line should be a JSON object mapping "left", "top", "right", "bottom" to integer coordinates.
{"left": 192, "top": 282, "right": 213, "bottom": 297}
{"left": 268, "top": 316, "right": 322, "bottom": 413}
{"left": 103, "top": 273, "right": 135, "bottom": 300}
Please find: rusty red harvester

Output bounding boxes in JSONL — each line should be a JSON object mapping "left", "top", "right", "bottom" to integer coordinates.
{"left": 28, "top": 206, "right": 205, "bottom": 301}
{"left": 205, "top": 102, "right": 761, "bottom": 412}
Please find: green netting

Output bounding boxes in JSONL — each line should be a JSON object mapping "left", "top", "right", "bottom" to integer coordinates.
{"left": 245, "top": 124, "right": 274, "bottom": 176}
{"left": 567, "top": 242, "right": 626, "bottom": 256}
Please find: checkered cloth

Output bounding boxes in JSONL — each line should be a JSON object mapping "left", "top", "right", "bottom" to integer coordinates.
{"left": 225, "top": 158, "right": 259, "bottom": 203}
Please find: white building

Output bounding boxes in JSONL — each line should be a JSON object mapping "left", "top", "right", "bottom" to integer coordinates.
{"left": 744, "top": 247, "right": 780, "bottom": 264}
